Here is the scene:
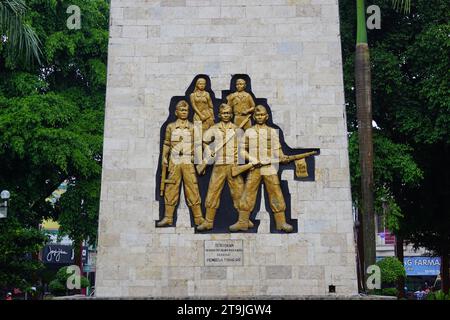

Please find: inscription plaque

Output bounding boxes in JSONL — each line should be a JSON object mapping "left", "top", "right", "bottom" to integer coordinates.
{"left": 204, "top": 240, "right": 244, "bottom": 266}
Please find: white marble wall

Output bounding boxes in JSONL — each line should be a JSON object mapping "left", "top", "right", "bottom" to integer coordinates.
{"left": 96, "top": 0, "right": 358, "bottom": 297}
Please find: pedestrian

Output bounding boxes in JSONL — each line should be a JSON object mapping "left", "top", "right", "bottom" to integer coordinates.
{"left": 414, "top": 287, "right": 427, "bottom": 300}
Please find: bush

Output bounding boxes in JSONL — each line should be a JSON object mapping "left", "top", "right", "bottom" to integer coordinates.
{"left": 48, "top": 279, "right": 66, "bottom": 296}
{"left": 426, "top": 290, "right": 450, "bottom": 300}
{"left": 48, "top": 266, "right": 90, "bottom": 296}
{"left": 80, "top": 276, "right": 90, "bottom": 288}
{"left": 376, "top": 257, "right": 406, "bottom": 286}
{"left": 381, "top": 288, "right": 398, "bottom": 296}
{"left": 370, "top": 288, "right": 398, "bottom": 296}
{"left": 55, "top": 266, "right": 90, "bottom": 289}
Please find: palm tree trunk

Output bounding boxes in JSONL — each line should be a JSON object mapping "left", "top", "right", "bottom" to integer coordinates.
{"left": 355, "top": 0, "right": 375, "bottom": 289}
{"left": 356, "top": 208, "right": 366, "bottom": 292}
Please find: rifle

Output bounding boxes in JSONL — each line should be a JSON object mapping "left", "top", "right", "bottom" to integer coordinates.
{"left": 231, "top": 150, "right": 318, "bottom": 177}
{"left": 160, "top": 162, "right": 176, "bottom": 197}
{"left": 160, "top": 163, "right": 168, "bottom": 197}
{"left": 196, "top": 114, "right": 251, "bottom": 175}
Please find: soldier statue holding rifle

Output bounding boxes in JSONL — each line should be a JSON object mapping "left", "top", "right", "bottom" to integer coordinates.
{"left": 196, "top": 103, "right": 255, "bottom": 231}
{"left": 158, "top": 100, "right": 204, "bottom": 227}
{"left": 229, "top": 105, "right": 317, "bottom": 233}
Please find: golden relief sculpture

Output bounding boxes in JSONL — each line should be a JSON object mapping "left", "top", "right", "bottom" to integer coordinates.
{"left": 197, "top": 104, "right": 252, "bottom": 231}
{"left": 157, "top": 76, "right": 319, "bottom": 233}
{"left": 190, "top": 78, "right": 215, "bottom": 132}
{"left": 226, "top": 79, "right": 256, "bottom": 130}
{"left": 158, "top": 100, "right": 204, "bottom": 227}
{"left": 229, "top": 106, "right": 317, "bottom": 232}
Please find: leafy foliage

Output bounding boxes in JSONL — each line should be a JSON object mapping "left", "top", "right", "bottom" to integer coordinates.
{"left": 371, "top": 287, "right": 399, "bottom": 296}
{"left": 377, "top": 257, "right": 406, "bottom": 285}
{"left": 348, "top": 132, "right": 422, "bottom": 231}
{"left": 0, "top": 216, "right": 47, "bottom": 289}
{"left": 0, "top": 0, "right": 42, "bottom": 66}
{"left": 381, "top": 287, "right": 398, "bottom": 296}
{"left": 340, "top": 0, "right": 450, "bottom": 264}
{"left": 426, "top": 290, "right": 450, "bottom": 301}
{"left": 48, "top": 278, "right": 65, "bottom": 295}
{"left": 0, "top": 0, "right": 108, "bottom": 289}
{"left": 58, "top": 179, "right": 100, "bottom": 245}
{"left": 55, "top": 266, "right": 89, "bottom": 287}
{"left": 48, "top": 266, "right": 89, "bottom": 296}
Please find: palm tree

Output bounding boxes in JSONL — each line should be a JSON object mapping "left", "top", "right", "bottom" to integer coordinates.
{"left": 355, "top": 0, "right": 411, "bottom": 291}
{"left": 0, "top": 0, "right": 41, "bottom": 66}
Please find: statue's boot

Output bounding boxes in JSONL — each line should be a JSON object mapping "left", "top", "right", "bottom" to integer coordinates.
{"left": 234, "top": 205, "right": 253, "bottom": 228}
{"left": 197, "top": 208, "right": 216, "bottom": 231}
{"left": 229, "top": 210, "right": 251, "bottom": 232}
{"left": 274, "top": 212, "right": 293, "bottom": 233}
{"left": 157, "top": 205, "right": 175, "bottom": 227}
{"left": 191, "top": 204, "right": 205, "bottom": 226}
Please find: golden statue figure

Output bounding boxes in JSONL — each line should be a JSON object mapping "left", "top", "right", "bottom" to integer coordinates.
{"left": 226, "top": 78, "right": 256, "bottom": 130}
{"left": 190, "top": 78, "right": 215, "bottom": 132}
{"left": 197, "top": 104, "right": 253, "bottom": 231}
{"left": 229, "top": 105, "right": 294, "bottom": 233}
{"left": 158, "top": 100, "right": 204, "bottom": 227}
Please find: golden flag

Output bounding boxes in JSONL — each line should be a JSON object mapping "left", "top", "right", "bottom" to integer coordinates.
{"left": 295, "top": 158, "right": 308, "bottom": 178}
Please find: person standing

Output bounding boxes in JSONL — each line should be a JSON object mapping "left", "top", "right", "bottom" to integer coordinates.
{"left": 158, "top": 100, "right": 204, "bottom": 227}
{"left": 229, "top": 105, "right": 293, "bottom": 232}
{"left": 197, "top": 104, "right": 250, "bottom": 231}
{"left": 226, "top": 78, "right": 256, "bottom": 130}
{"left": 190, "top": 77, "right": 215, "bottom": 132}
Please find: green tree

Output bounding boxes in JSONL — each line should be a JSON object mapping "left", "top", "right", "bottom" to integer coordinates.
{"left": 340, "top": 0, "right": 450, "bottom": 294}
{"left": 0, "top": 0, "right": 108, "bottom": 290}
{"left": 0, "top": 0, "right": 42, "bottom": 66}
{"left": 58, "top": 179, "right": 100, "bottom": 262}
{"left": 354, "top": 0, "right": 411, "bottom": 290}
{"left": 0, "top": 217, "right": 47, "bottom": 291}
{"left": 348, "top": 132, "right": 423, "bottom": 231}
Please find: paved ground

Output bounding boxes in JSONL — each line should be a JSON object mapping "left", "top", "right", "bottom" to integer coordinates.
{"left": 54, "top": 294, "right": 396, "bottom": 300}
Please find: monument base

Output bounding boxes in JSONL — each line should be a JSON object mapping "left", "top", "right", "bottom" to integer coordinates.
{"left": 97, "top": 0, "right": 358, "bottom": 298}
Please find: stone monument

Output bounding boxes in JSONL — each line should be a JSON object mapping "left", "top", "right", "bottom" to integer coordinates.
{"left": 96, "top": 0, "right": 358, "bottom": 297}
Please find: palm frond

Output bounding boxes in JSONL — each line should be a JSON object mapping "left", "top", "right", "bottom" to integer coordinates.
{"left": 391, "top": 0, "right": 412, "bottom": 14}
{"left": 0, "top": 0, "right": 42, "bottom": 66}
{"left": 0, "top": 0, "right": 27, "bottom": 15}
